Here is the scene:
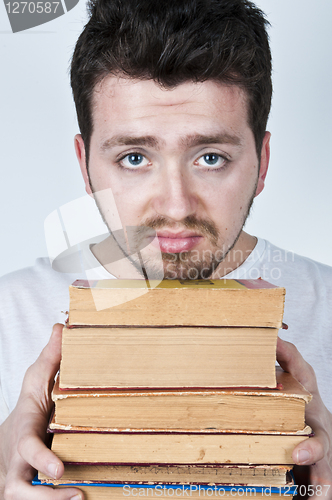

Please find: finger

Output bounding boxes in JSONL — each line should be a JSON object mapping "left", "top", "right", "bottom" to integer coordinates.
{"left": 22, "top": 324, "right": 64, "bottom": 404}
{"left": 276, "top": 337, "right": 318, "bottom": 393}
{"left": 39, "top": 323, "right": 63, "bottom": 376}
{"left": 29, "top": 323, "right": 63, "bottom": 383}
{"left": 17, "top": 433, "right": 65, "bottom": 480}
{"left": 5, "top": 454, "right": 84, "bottom": 500}
{"left": 292, "top": 427, "right": 328, "bottom": 465}
{"left": 5, "top": 476, "right": 84, "bottom": 500}
{"left": 11, "top": 325, "right": 66, "bottom": 480}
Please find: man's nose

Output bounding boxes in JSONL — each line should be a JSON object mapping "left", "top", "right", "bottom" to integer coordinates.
{"left": 152, "top": 167, "right": 198, "bottom": 222}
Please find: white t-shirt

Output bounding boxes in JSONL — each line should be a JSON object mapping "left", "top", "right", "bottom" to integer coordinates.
{"left": 0, "top": 238, "right": 331, "bottom": 424}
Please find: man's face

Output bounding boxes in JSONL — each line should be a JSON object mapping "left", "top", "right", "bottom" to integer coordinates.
{"left": 76, "top": 77, "right": 269, "bottom": 279}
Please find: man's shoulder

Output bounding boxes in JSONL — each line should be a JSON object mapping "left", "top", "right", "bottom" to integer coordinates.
{"left": 0, "top": 258, "right": 80, "bottom": 313}
{"left": 1, "top": 257, "right": 55, "bottom": 283}
{"left": 0, "top": 259, "right": 83, "bottom": 347}
{"left": 0, "top": 258, "right": 74, "bottom": 292}
{"left": 261, "top": 240, "right": 332, "bottom": 286}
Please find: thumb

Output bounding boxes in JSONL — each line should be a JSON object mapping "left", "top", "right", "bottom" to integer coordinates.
{"left": 276, "top": 337, "right": 318, "bottom": 394}
{"left": 23, "top": 323, "right": 63, "bottom": 391}
{"left": 292, "top": 427, "right": 327, "bottom": 465}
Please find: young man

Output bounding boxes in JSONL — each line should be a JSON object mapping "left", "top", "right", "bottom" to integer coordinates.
{"left": 0, "top": 0, "right": 331, "bottom": 499}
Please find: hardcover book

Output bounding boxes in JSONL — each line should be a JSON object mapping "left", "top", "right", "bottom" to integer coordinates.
{"left": 49, "top": 428, "right": 311, "bottom": 465}
{"left": 59, "top": 325, "right": 280, "bottom": 389}
{"left": 53, "top": 368, "right": 311, "bottom": 432}
{"left": 68, "top": 278, "right": 285, "bottom": 328}
{"left": 38, "top": 464, "right": 293, "bottom": 488}
{"left": 33, "top": 479, "right": 296, "bottom": 498}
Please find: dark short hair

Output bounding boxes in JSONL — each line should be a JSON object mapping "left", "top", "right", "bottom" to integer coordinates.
{"left": 71, "top": 0, "right": 272, "bottom": 161}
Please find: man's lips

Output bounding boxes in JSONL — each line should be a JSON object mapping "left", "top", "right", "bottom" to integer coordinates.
{"left": 149, "top": 231, "right": 203, "bottom": 253}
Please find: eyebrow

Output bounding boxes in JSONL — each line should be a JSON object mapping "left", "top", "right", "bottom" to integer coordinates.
{"left": 100, "top": 136, "right": 163, "bottom": 152}
{"left": 100, "top": 132, "right": 242, "bottom": 152}
{"left": 180, "top": 133, "right": 242, "bottom": 148}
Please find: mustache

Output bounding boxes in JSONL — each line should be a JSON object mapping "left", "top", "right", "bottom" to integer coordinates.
{"left": 135, "top": 215, "right": 219, "bottom": 245}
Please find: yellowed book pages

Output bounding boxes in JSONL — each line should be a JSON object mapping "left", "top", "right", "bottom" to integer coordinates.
{"left": 39, "top": 464, "right": 292, "bottom": 487}
{"left": 68, "top": 279, "right": 285, "bottom": 328}
{"left": 53, "top": 368, "right": 311, "bottom": 433}
{"left": 60, "top": 326, "right": 278, "bottom": 389}
{"left": 51, "top": 431, "right": 309, "bottom": 465}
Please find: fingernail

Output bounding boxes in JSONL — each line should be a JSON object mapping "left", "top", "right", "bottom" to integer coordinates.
{"left": 70, "top": 495, "right": 82, "bottom": 500}
{"left": 47, "top": 462, "right": 59, "bottom": 479}
{"left": 296, "top": 449, "right": 311, "bottom": 464}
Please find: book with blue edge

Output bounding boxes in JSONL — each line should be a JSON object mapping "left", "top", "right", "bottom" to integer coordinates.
{"left": 38, "top": 463, "right": 294, "bottom": 487}
{"left": 33, "top": 477, "right": 296, "bottom": 498}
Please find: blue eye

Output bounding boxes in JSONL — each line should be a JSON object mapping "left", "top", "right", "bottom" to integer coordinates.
{"left": 128, "top": 154, "right": 144, "bottom": 165}
{"left": 120, "top": 153, "right": 150, "bottom": 169}
{"left": 203, "top": 154, "right": 219, "bottom": 165}
{"left": 195, "top": 153, "right": 227, "bottom": 169}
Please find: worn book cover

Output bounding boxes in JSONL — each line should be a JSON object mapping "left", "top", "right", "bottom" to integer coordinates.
{"left": 53, "top": 368, "right": 311, "bottom": 432}
{"left": 68, "top": 278, "right": 285, "bottom": 328}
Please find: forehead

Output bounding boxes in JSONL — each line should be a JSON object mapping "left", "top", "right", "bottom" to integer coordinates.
{"left": 91, "top": 76, "right": 250, "bottom": 136}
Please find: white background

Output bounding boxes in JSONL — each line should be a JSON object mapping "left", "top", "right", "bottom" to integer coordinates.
{"left": 0, "top": 0, "right": 331, "bottom": 277}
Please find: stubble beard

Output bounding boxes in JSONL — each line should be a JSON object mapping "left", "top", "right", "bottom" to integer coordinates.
{"left": 134, "top": 198, "right": 254, "bottom": 280}
{"left": 89, "top": 178, "right": 257, "bottom": 280}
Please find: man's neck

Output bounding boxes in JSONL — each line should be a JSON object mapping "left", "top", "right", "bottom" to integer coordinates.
{"left": 91, "top": 236, "right": 144, "bottom": 279}
{"left": 210, "top": 231, "right": 257, "bottom": 278}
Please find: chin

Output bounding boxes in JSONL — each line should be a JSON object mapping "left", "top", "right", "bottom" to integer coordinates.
{"left": 139, "top": 252, "right": 223, "bottom": 280}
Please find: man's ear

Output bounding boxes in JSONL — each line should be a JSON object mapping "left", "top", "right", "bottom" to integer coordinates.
{"left": 255, "top": 131, "right": 271, "bottom": 197}
{"left": 75, "top": 134, "right": 93, "bottom": 196}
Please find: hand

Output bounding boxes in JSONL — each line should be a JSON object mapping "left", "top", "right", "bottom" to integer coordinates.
{"left": 277, "top": 338, "right": 332, "bottom": 499}
{"left": 0, "top": 324, "right": 84, "bottom": 500}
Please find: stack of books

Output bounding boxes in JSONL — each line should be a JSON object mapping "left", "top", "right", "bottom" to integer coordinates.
{"left": 38, "top": 278, "right": 312, "bottom": 499}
